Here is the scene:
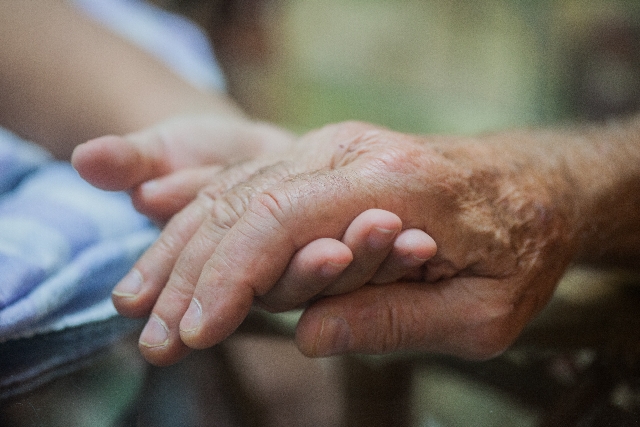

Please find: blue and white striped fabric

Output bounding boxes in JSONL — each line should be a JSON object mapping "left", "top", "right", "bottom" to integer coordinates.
{"left": 0, "top": 0, "right": 224, "bottom": 342}
{"left": 0, "top": 130, "right": 160, "bottom": 342}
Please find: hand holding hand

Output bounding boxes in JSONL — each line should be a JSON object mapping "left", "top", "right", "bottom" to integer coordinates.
{"left": 102, "top": 121, "right": 574, "bottom": 365}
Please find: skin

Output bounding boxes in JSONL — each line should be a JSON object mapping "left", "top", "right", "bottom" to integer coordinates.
{"left": 73, "top": 116, "right": 640, "bottom": 366}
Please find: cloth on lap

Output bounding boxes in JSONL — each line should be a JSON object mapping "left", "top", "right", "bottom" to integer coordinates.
{"left": 0, "top": 131, "right": 159, "bottom": 342}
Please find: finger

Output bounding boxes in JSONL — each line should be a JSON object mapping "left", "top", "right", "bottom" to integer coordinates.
{"left": 111, "top": 198, "right": 210, "bottom": 318}
{"left": 143, "top": 165, "right": 295, "bottom": 364}
{"left": 322, "top": 209, "right": 402, "bottom": 295}
{"left": 71, "top": 134, "right": 165, "bottom": 191}
{"left": 138, "top": 194, "right": 231, "bottom": 366}
{"left": 130, "top": 166, "right": 225, "bottom": 224}
{"left": 72, "top": 116, "right": 295, "bottom": 192}
{"left": 113, "top": 199, "right": 212, "bottom": 366}
{"left": 369, "top": 229, "right": 437, "bottom": 284}
{"left": 71, "top": 118, "right": 227, "bottom": 191}
{"left": 130, "top": 159, "right": 273, "bottom": 225}
{"left": 257, "top": 238, "right": 353, "bottom": 312}
{"left": 295, "top": 277, "right": 528, "bottom": 360}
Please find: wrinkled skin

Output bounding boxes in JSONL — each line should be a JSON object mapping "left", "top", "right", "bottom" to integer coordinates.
{"left": 76, "top": 121, "right": 578, "bottom": 366}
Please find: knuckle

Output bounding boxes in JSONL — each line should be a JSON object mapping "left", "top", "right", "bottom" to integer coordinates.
{"left": 170, "top": 256, "right": 203, "bottom": 291}
{"left": 209, "top": 193, "right": 246, "bottom": 230}
{"left": 199, "top": 161, "right": 297, "bottom": 229}
{"left": 169, "top": 255, "right": 212, "bottom": 298}
{"left": 367, "top": 144, "right": 416, "bottom": 174}
{"left": 163, "top": 273, "right": 197, "bottom": 307}
{"left": 375, "top": 300, "right": 414, "bottom": 353}
{"left": 248, "top": 188, "right": 290, "bottom": 226}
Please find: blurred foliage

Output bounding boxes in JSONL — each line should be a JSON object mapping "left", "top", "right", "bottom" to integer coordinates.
{"left": 202, "top": 0, "right": 640, "bottom": 135}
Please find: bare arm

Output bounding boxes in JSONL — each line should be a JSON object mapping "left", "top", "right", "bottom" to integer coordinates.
{"left": 0, "top": 0, "right": 242, "bottom": 159}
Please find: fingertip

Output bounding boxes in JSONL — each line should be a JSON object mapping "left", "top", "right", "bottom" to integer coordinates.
{"left": 394, "top": 229, "right": 437, "bottom": 262}
{"left": 342, "top": 209, "right": 402, "bottom": 252}
{"left": 313, "top": 240, "right": 353, "bottom": 281}
{"left": 136, "top": 314, "right": 185, "bottom": 366}
{"left": 139, "top": 340, "right": 193, "bottom": 367}
{"left": 112, "top": 293, "right": 153, "bottom": 319}
{"left": 257, "top": 238, "right": 353, "bottom": 312}
{"left": 110, "top": 268, "right": 160, "bottom": 318}
{"left": 313, "top": 238, "right": 354, "bottom": 275}
{"left": 356, "top": 209, "right": 402, "bottom": 234}
{"left": 179, "top": 284, "right": 256, "bottom": 350}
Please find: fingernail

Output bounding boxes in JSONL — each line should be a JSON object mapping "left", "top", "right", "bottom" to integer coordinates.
{"left": 368, "top": 227, "right": 397, "bottom": 250}
{"left": 139, "top": 315, "right": 169, "bottom": 348}
{"left": 316, "top": 316, "right": 351, "bottom": 356}
{"left": 112, "top": 269, "right": 143, "bottom": 298}
{"left": 320, "top": 261, "right": 350, "bottom": 278}
{"left": 180, "top": 298, "right": 202, "bottom": 333}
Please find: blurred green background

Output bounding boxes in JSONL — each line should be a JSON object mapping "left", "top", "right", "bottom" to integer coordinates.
{"left": 198, "top": 0, "right": 640, "bottom": 136}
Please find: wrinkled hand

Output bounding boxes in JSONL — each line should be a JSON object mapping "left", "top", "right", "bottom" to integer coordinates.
{"left": 84, "top": 120, "right": 574, "bottom": 366}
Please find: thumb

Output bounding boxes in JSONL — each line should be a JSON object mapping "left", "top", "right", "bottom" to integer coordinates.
{"left": 295, "top": 283, "right": 438, "bottom": 357}
{"left": 72, "top": 116, "right": 296, "bottom": 192}
{"left": 295, "top": 278, "right": 522, "bottom": 360}
{"left": 71, "top": 115, "right": 241, "bottom": 191}
{"left": 71, "top": 133, "right": 169, "bottom": 191}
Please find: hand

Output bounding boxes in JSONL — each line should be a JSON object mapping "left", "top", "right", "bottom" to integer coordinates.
{"left": 72, "top": 114, "right": 295, "bottom": 223}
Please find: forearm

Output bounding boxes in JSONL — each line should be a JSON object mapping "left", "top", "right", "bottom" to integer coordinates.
{"left": 472, "top": 115, "right": 640, "bottom": 268}
{"left": 0, "top": 0, "right": 243, "bottom": 159}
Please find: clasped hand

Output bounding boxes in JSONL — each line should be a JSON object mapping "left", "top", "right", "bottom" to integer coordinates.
{"left": 74, "top": 119, "right": 573, "bottom": 366}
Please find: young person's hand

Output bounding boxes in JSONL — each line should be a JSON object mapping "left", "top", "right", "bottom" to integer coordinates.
{"left": 73, "top": 114, "right": 294, "bottom": 223}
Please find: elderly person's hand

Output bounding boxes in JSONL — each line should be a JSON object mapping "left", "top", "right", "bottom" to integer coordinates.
{"left": 74, "top": 119, "right": 437, "bottom": 365}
